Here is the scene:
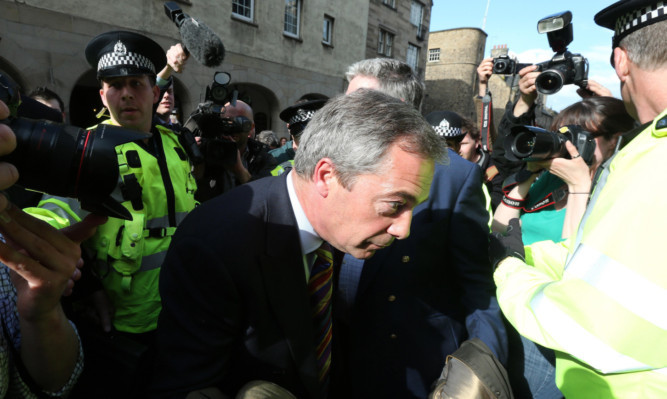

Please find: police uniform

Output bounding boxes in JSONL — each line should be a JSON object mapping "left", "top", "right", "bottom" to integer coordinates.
{"left": 270, "top": 98, "right": 327, "bottom": 176}
{"left": 426, "top": 110, "right": 494, "bottom": 225}
{"left": 26, "top": 31, "right": 197, "bottom": 334}
{"left": 495, "top": 2, "right": 667, "bottom": 397}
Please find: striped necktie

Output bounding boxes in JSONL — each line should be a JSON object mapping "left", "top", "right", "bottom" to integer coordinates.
{"left": 308, "top": 242, "right": 334, "bottom": 394}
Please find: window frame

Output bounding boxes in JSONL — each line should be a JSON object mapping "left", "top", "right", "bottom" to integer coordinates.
{"left": 410, "top": 1, "right": 424, "bottom": 28}
{"left": 407, "top": 43, "right": 420, "bottom": 71}
{"left": 383, "top": 0, "right": 396, "bottom": 8}
{"left": 232, "top": 0, "right": 254, "bottom": 22}
{"left": 323, "top": 15, "right": 334, "bottom": 46}
{"left": 283, "top": 0, "right": 302, "bottom": 38}
{"left": 428, "top": 48, "right": 441, "bottom": 62}
{"left": 378, "top": 28, "right": 394, "bottom": 57}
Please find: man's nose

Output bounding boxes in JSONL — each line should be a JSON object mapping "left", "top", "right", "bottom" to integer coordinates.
{"left": 387, "top": 210, "right": 412, "bottom": 240}
{"left": 120, "top": 85, "right": 133, "bottom": 99}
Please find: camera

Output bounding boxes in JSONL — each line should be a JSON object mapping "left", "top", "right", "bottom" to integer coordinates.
{"left": 492, "top": 11, "right": 588, "bottom": 95}
{"left": 492, "top": 56, "right": 534, "bottom": 75}
{"left": 505, "top": 125, "right": 596, "bottom": 164}
{"left": 0, "top": 73, "right": 148, "bottom": 220}
{"left": 186, "top": 72, "right": 252, "bottom": 172}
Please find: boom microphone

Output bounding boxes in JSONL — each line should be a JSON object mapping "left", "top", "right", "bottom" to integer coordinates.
{"left": 164, "top": 2, "right": 225, "bottom": 68}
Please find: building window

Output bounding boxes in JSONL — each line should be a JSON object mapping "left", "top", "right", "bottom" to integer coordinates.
{"left": 323, "top": 15, "right": 334, "bottom": 45}
{"left": 284, "top": 0, "right": 301, "bottom": 38}
{"left": 428, "top": 48, "right": 440, "bottom": 62}
{"left": 232, "top": 0, "right": 253, "bottom": 21}
{"left": 378, "top": 29, "right": 394, "bottom": 57}
{"left": 407, "top": 44, "right": 420, "bottom": 71}
{"left": 383, "top": 0, "right": 396, "bottom": 7}
{"left": 410, "top": 1, "right": 424, "bottom": 27}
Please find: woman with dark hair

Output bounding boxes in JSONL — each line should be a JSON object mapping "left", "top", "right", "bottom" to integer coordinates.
{"left": 493, "top": 96, "right": 636, "bottom": 244}
{"left": 492, "top": 95, "right": 635, "bottom": 399}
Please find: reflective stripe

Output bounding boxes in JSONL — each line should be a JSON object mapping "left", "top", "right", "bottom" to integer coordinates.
{"left": 654, "top": 368, "right": 667, "bottom": 376}
{"left": 531, "top": 289, "right": 651, "bottom": 374}
{"left": 145, "top": 212, "right": 189, "bottom": 229}
{"left": 137, "top": 251, "right": 166, "bottom": 272}
{"left": 566, "top": 244, "right": 667, "bottom": 330}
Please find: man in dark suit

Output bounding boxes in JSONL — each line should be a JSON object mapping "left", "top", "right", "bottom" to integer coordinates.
{"left": 149, "top": 89, "right": 446, "bottom": 398}
{"left": 335, "top": 58, "right": 508, "bottom": 398}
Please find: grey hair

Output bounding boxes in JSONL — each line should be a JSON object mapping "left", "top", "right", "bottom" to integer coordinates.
{"left": 345, "top": 58, "right": 424, "bottom": 109}
{"left": 257, "top": 130, "right": 279, "bottom": 147}
{"left": 620, "top": 20, "right": 667, "bottom": 70}
{"left": 293, "top": 89, "right": 446, "bottom": 189}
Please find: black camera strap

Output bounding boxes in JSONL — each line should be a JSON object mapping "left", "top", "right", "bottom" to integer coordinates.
{"left": 480, "top": 92, "right": 493, "bottom": 153}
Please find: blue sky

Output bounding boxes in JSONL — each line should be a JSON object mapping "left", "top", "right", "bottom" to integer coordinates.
{"left": 429, "top": 0, "right": 620, "bottom": 111}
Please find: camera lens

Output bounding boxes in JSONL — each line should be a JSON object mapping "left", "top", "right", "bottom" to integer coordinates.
{"left": 493, "top": 61, "right": 507, "bottom": 74}
{"left": 511, "top": 131, "right": 536, "bottom": 158}
{"left": 536, "top": 69, "right": 565, "bottom": 94}
{"left": 3, "top": 118, "right": 149, "bottom": 219}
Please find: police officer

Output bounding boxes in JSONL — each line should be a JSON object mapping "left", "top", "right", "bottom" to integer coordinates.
{"left": 270, "top": 98, "right": 327, "bottom": 176}
{"left": 492, "top": 1, "right": 667, "bottom": 397}
{"left": 26, "top": 30, "right": 197, "bottom": 397}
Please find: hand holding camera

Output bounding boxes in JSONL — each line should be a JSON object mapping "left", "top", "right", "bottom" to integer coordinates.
{"left": 492, "top": 11, "right": 589, "bottom": 95}
{"left": 529, "top": 140, "right": 592, "bottom": 194}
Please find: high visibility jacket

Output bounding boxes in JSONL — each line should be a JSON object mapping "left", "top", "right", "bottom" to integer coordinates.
{"left": 26, "top": 121, "right": 197, "bottom": 333}
{"left": 494, "top": 108, "right": 667, "bottom": 398}
{"left": 270, "top": 159, "right": 294, "bottom": 176}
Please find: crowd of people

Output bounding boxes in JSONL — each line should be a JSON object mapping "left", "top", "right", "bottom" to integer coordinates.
{"left": 0, "top": 0, "right": 666, "bottom": 398}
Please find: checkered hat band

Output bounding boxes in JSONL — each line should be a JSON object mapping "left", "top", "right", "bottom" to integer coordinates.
{"left": 433, "top": 125, "right": 462, "bottom": 138}
{"left": 615, "top": 1, "right": 667, "bottom": 42}
{"left": 98, "top": 51, "right": 155, "bottom": 74}
{"left": 288, "top": 109, "right": 316, "bottom": 125}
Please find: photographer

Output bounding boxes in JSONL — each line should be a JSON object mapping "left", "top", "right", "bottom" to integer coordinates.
{"left": 492, "top": 63, "right": 614, "bottom": 182}
{"left": 195, "top": 99, "right": 276, "bottom": 202}
{"left": 0, "top": 98, "right": 106, "bottom": 398}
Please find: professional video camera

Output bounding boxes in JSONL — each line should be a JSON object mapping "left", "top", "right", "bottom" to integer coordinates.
{"left": 492, "top": 11, "right": 589, "bottom": 95}
{"left": 504, "top": 125, "right": 596, "bottom": 164}
{"left": 0, "top": 73, "right": 148, "bottom": 220}
{"left": 185, "top": 72, "right": 252, "bottom": 172}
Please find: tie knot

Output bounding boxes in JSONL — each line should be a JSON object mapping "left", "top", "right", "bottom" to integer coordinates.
{"left": 315, "top": 242, "right": 333, "bottom": 263}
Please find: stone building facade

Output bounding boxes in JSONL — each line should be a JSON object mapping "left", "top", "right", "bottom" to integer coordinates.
{"left": 0, "top": 0, "right": 370, "bottom": 137}
{"left": 366, "top": 0, "right": 432, "bottom": 79}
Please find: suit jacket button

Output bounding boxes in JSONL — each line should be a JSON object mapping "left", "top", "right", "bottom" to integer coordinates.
{"left": 388, "top": 295, "right": 396, "bottom": 302}
{"left": 401, "top": 256, "right": 410, "bottom": 263}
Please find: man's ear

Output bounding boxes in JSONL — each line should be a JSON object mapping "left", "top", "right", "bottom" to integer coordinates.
{"left": 312, "top": 158, "right": 336, "bottom": 198}
{"left": 99, "top": 88, "right": 108, "bottom": 108}
{"left": 152, "top": 84, "right": 160, "bottom": 104}
{"left": 614, "top": 47, "right": 630, "bottom": 82}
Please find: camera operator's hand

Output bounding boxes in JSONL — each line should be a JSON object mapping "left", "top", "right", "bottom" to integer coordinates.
{"left": 4, "top": 206, "right": 106, "bottom": 390}
{"left": 228, "top": 147, "right": 251, "bottom": 184}
{"left": 0, "top": 100, "right": 19, "bottom": 211}
{"left": 477, "top": 57, "right": 494, "bottom": 97}
{"left": 530, "top": 141, "right": 591, "bottom": 239}
{"left": 530, "top": 141, "right": 591, "bottom": 193}
{"left": 576, "top": 79, "right": 613, "bottom": 99}
{"left": 513, "top": 65, "right": 541, "bottom": 117}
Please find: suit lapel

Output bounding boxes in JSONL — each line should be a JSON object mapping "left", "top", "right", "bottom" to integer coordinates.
{"left": 260, "top": 175, "right": 320, "bottom": 398}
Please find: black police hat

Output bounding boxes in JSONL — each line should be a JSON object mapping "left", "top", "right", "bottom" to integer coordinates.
{"left": 425, "top": 111, "right": 465, "bottom": 139}
{"left": 595, "top": 0, "right": 667, "bottom": 47}
{"left": 85, "top": 31, "right": 166, "bottom": 79}
{"left": 279, "top": 98, "right": 328, "bottom": 137}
